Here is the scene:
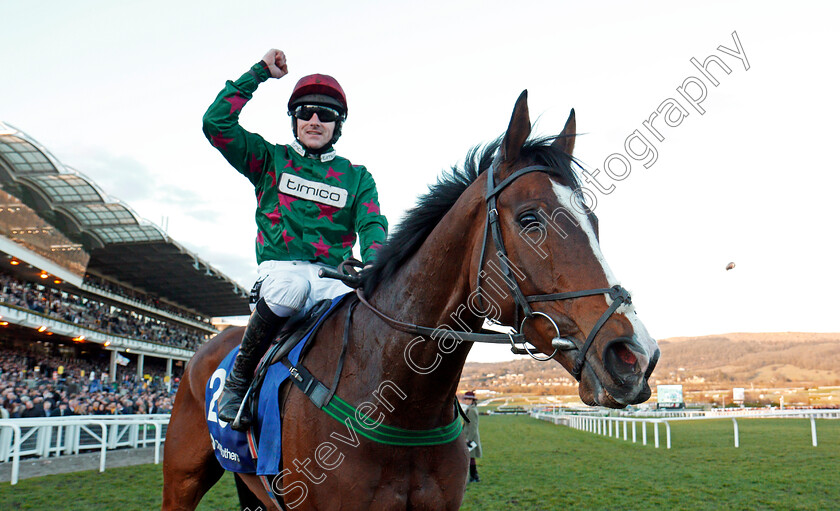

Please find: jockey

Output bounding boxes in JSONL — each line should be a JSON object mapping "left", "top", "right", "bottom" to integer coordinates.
{"left": 203, "top": 49, "right": 388, "bottom": 430}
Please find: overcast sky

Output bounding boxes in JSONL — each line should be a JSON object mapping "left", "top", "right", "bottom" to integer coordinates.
{"left": 2, "top": 1, "right": 838, "bottom": 362}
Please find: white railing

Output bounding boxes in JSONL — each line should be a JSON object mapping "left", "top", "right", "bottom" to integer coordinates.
{"left": 533, "top": 412, "right": 672, "bottom": 448}
{"left": 0, "top": 414, "right": 170, "bottom": 485}
{"left": 531, "top": 409, "right": 839, "bottom": 450}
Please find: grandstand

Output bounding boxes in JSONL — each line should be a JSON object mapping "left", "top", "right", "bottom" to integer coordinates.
{"left": 0, "top": 121, "right": 249, "bottom": 394}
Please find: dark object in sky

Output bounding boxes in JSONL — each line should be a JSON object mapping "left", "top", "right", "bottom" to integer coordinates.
{"left": 726, "top": 262, "right": 736, "bottom": 271}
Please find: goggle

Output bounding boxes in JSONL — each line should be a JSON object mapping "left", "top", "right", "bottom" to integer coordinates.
{"left": 291, "top": 105, "right": 342, "bottom": 123}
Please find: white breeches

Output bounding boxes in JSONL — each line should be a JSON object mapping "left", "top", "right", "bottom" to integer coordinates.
{"left": 251, "top": 260, "right": 352, "bottom": 318}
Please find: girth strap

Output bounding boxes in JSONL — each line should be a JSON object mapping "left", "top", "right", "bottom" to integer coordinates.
{"left": 281, "top": 297, "right": 465, "bottom": 447}
{"left": 282, "top": 357, "right": 331, "bottom": 408}
{"left": 284, "top": 359, "right": 463, "bottom": 446}
{"left": 321, "top": 396, "right": 463, "bottom": 446}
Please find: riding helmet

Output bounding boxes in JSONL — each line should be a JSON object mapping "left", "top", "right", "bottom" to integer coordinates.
{"left": 288, "top": 74, "right": 347, "bottom": 147}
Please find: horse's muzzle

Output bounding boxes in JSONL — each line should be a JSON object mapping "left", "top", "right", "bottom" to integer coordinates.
{"left": 586, "top": 336, "right": 660, "bottom": 407}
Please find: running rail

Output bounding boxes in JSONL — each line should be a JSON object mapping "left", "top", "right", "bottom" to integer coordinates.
{"left": 0, "top": 414, "right": 170, "bottom": 485}
{"left": 530, "top": 409, "right": 839, "bottom": 450}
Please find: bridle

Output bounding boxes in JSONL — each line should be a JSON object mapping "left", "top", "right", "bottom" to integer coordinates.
{"left": 348, "top": 157, "right": 632, "bottom": 381}
{"left": 475, "top": 158, "right": 633, "bottom": 379}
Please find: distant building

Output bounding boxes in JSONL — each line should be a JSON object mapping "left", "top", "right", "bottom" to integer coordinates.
{"left": 0, "top": 122, "right": 249, "bottom": 381}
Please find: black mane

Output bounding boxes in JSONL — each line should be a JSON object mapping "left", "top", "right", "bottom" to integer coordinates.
{"left": 362, "top": 135, "right": 583, "bottom": 294}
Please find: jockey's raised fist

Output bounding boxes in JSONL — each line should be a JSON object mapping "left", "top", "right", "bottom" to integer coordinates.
{"left": 262, "top": 49, "right": 288, "bottom": 79}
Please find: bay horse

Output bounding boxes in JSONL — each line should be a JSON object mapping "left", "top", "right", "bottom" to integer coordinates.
{"left": 162, "top": 91, "right": 660, "bottom": 510}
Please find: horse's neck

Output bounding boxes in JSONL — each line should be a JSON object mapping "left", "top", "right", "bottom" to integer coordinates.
{"left": 363, "top": 187, "right": 486, "bottom": 426}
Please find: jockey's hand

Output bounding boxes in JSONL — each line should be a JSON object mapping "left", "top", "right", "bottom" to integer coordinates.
{"left": 262, "top": 49, "right": 288, "bottom": 79}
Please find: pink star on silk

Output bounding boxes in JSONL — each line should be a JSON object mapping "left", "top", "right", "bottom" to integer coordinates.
{"left": 341, "top": 234, "right": 356, "bottom": 248}
{"left": 256, "top": 231, "right": 265, "bottom": 246}
{"left": 325, "top": 167, "right": 344, "bottom": 182}
{"left": 248, "top": 154, "right": 264, "bottom": 174}
{"left": 225, "top": 92, "right": 248, "bottom": 114}
{"left": 211, "top": 132, "right": 233, "bottom": 150}
{"left": 266, "top": 205, "right": 281, "bottom": 226}
{"left": 281, "top": 229, "right": 295, "bottom": 249}
{"left": 268, "top": 170, "right": 277, "bottom": 187}
{"left": 284, "top": 159, "right": 302, "bottom": 172}
{"left": 277, "top": 193, "right": 297, "bottom": 211}
{"left": 362, "top": 200, "right": 380, "bottom": 214}
{"left": 369, "top": 241, "right": 383, "bottom": 251}
{"left": 256, "top": 190, "right": 264, "bottom": 206}
{"left": 311, "top": 236, "right": 331, "bottom": 257}
{"left": 317, "top": 203, "right": 339, "bottom": 222}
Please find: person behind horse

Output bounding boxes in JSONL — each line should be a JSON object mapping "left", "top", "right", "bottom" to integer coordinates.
{"left": 203, "top": 49, "right": 388, "bottom": 431}
{"left": 463, "top": 391, "right": 482, "bottom": 483}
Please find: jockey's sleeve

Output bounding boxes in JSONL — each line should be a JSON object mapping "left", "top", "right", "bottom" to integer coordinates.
{"left": 354, "top": 168, "right": 388, "bottom": 264}
{"left": 202, "top": 62, "right": 274, "bottom": 186}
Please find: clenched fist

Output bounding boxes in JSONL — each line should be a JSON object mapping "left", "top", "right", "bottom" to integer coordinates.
{"left": 262, "top": 49, "right": 288, "bottom": 79}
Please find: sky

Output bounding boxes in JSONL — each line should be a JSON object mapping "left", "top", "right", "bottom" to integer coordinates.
{"left": 2, "top": 1, "right": 838, "bottom": 362}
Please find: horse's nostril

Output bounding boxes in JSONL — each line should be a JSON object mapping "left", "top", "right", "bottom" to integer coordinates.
{"left": 614, "top": 343, "right": 637, "bottom": 365}
{"left": 604, "top": 340, "right": 642, "bottom": 386}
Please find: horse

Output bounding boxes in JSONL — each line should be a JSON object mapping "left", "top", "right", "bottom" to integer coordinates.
{"left": 162, "top": 91, "right": 660, "bottom": 510}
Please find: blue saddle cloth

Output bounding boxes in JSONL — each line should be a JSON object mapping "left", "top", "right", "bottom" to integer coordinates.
{"left": 205, "top": 293, "right": 348, "bottom": 475}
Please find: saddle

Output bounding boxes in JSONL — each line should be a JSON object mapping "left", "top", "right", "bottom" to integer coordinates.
{"left": 205, "top": 293, "right": 350, "bottom": 475}
{"left": 205, "top": 288, "right": 464, "bottom": 476}
{"left": 246, "top": 297, "right": 335, "bottom": 419}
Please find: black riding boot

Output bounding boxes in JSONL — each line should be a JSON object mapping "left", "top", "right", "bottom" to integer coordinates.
{"left": 218, "top": 299, "right": 286, "bottom": 430}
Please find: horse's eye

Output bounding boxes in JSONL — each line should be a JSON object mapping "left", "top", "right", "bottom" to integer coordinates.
{"left": 518, "top": 211, "right": 540, "bottom": 230}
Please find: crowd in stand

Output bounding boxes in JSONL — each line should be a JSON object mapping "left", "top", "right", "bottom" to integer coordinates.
{"left": 0, "top": 272, "right": 209, "bottom": 350}
{"left": 0, "top": 347, "right": 176, "bottom": 418}
{"left": 83, "top": 273, "right": 214, "bottom": 326}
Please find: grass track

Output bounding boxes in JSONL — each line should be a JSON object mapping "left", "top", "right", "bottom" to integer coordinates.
{"left": 0, "top": 416, "right": 837, "bottom": 510}
{"left": 461, "top": 416, "right": 840, "bottom": 510}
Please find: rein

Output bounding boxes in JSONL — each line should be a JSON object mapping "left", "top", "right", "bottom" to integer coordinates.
{"left": 295, "top": 159, "right": 633, "bottom": 446}
{"left": 354, "top": 289, "right": 525, "bottom": 345}
{"left": 341, "top": 159, "right": 632, "bottom": 381}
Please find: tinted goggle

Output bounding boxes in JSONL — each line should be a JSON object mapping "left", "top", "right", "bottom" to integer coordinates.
{"left": 291, "top": 105, "right": 343, "bottom": 123}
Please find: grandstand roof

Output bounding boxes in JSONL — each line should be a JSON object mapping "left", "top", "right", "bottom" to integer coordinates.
{"left": 0, "top": 123, "right": 250, "bottom": 318}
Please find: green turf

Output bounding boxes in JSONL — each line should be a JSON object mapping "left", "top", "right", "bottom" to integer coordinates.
{"left": 0, "top": 416, "right": 836, "bottom": 510}
{"left": 0, "top": 465, "right": 239, "bottom": 511}
{"left": 461, "top": 416, "right": 840, "bottom": 510}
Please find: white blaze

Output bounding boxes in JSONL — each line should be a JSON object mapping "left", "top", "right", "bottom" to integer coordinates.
{"left": 550, "top": 181, "right": 656, "bottom": 354}
{"left": 550, "top": 181, "right": 619, "bottom": 288}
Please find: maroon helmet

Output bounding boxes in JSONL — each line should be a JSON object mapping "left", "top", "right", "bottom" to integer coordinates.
{"left": 288, "top": 74, "right": 347, "bottom": 116}
{"left": 288, "top": 74, "right": 347, "bottom": 147}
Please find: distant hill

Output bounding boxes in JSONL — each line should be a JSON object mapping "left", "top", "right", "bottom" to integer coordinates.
{"left": 461, "top": 332, "right": 840, "bottom": 392}
{"left": 653, "top": 332, "right": 840, "bottom": 386}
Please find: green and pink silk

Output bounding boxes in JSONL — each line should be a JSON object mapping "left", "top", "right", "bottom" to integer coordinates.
{"left": 203, "top": 62, "right": 388, "bottom": 266}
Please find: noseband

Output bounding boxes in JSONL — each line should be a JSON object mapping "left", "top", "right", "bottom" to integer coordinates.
{"left": 350, "top": 159, "right": 632, "bottom": 381}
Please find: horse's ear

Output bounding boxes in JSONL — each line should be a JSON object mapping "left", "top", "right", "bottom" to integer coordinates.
{"left": 500, "top": 90, "right": 531, "bottom": 163}
{"left": 551, "top": 108, "right": 576, "bottom": 156}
